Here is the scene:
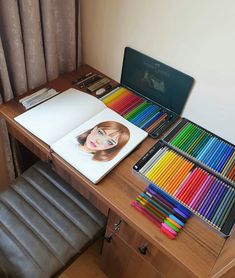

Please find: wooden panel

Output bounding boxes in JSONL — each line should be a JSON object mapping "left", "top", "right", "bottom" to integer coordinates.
{"left": 107, "top": 210, "right": 195, "bottom": 277}
{"left": 220, "top": 267, "right": 235, "bottom": 278}
{"left": 101, "top": 227, "right": 162, "bottom": 278}
{"left": 211, "top": 231, "right": 235, "bottom": 277}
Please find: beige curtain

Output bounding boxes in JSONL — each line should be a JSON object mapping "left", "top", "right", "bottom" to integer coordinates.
{"left": 0, "top": 0, "right": 81, "bottom": 182}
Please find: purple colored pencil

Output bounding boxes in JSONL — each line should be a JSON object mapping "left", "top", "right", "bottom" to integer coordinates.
{"left": 211, "top": 187, "right": 232, "bottom": 225}
{"left": 207, "top": 182, "right": 227, "bottom": 221}
{"left": 196, "top": 177, "right": 216, "bottom": 213}
{"left": 190, "top": 175, "right": 214, "bottom": 210}
{"left": 203, "top": 180, "right": 223, "bottom": 219}
{"left": 146, "top": 188, "right": 174, "bottom": 209}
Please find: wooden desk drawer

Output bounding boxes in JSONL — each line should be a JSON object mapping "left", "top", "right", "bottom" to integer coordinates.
{"left": 106, "top": 210, "right": 195, "bottom": 278}
{"left": 101, "top": 227, "right": 162, "bottom": 278}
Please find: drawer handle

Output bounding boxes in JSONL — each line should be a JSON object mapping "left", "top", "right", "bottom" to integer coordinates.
{"left": 113, "top": 220, "right": 122, "bottom": 231}
{"left": 104, "top": 220, "right": 122, "bottom": 243}
{"left": 104, "top": 233, "right": 113, "bottom": 243}
{"left": 138, "top": 244, "right": 148, "bottom": 255}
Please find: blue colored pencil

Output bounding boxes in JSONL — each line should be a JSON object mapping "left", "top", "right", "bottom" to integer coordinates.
{"left": 191, "top": 133, "right": 211, "bottom": 157}
{"left": 196, "top": 137, "right": 215, "bottom": 160}
{"left": 207, "top": 140, "right": 225, "bottom": 168}
{"left": 208, "top": 142, "right": 227, "bottom": 169}
{"left": 149, "top": 184, "right": 191, "bottom": 217}
{"left": 216, "top": 145, "right": 234, "bottom": 172}
{"left": 138, "top": 107, "right": 161, "bottom": 128}
{"left": 129, "top": 105, "right": 153, "bottom": 124}
{"left": 217, "top": 192, "right": 235, "bottom": 228}
{"left": 202, "top": 139, "right": 220, "bottom": 164}
{"left": 133, "top": 105, "right": 158, "bottom": 125}
{"left": 215, "top": 188, "right": 235, "bottom": 228}
{"left": 141, "top": 111, "right": 164, "bottom": 130}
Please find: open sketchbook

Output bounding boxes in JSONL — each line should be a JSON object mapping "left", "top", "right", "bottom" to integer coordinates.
{"left": 15, "top": 88, "right": 148, "bottom": 183}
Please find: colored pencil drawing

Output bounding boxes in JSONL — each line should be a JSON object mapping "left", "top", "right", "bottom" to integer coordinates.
{"left": 76, "top": 121, "right": 130, "bottom": 162}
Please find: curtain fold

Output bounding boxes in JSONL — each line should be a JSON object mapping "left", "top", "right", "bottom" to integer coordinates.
{"left": 19, "top": 0, "right": 47, "bottom": 90}
{"left": 0, "top": 0, "right": 81, "bottom": 181}
{"left": 0, "top": 37, "right": 14, "bottom": 102}
{"left": 0, "top": 0, "right": 27, "bottom": 97}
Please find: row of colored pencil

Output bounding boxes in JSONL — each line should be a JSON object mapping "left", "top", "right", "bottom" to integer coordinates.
{"left": 138, "top": 145, "right": 235, "bottom": 232}
{"left": 166, "top": 121, "right": 235, "bottom": 182}
{"left": 132, "top": 184, "right": 191, "bottom": 239}
{"left": 102, "top": 87, "right": 169, "bottom": 134}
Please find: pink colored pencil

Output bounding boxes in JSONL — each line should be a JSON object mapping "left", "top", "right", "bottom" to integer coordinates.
{"left": 121, "top": 98, "right": 144, "bottom": 116}
{"left": 190, "top": 176, "right": 215, "bottom": 210}
{"left": 108, "top": 91, "right": 137, "bottom": 110}
{"left": 189, "top": 175, "right": 212, "bottom": 208}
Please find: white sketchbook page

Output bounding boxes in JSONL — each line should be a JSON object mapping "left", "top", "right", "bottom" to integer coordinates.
{"left": 51, "top": 108, "right": 148, "bottom": 184}
{"left": 14, "top": 88, "right": 106, "bottom": 146}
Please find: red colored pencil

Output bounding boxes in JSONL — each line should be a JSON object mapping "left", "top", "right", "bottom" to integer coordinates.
{"left": 180, "top": 169, "right": 204, "bottom": 203}
{"left": 112, "top": 94, "right": 140, "bottom": 114}
{"left": 175, "top": 168, "right": 200, "bottom": 200}
{"left": 121, "top": 98, "right": 144, "bottom": 116}
{"left": 183, "top": 170, "right": 208, "bottom": 205}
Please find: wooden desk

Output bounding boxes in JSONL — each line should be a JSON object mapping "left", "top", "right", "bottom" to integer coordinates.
{"left": 0, "top": 65, "right": 234, "bottom": 278}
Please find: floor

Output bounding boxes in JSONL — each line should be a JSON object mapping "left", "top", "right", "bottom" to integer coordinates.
{"left": 59, "top": 239, "right": 107, "bottom": 278}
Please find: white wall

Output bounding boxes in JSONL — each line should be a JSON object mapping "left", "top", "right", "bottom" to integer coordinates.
{"left": 81, "top": 0, "right": 235, "bottom": 143}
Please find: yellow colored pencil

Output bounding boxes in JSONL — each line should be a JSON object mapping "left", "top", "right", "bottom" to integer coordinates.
{"left": 102, "top": 87, "right": 127, "bottom": 105}
{"left": 147, "top": 151, "right": 173, "bottom": 181}
{"left": 159, "top": 155, "right": 186, "bottom": 188}
{"left": 151, "top": 151, "right": 176, "bottom": 183}
{"left": 155, "top": 152, "right": 180, "bottom": 184}
{"left": 145, "top": 151, "right": 169, "bottom": 180}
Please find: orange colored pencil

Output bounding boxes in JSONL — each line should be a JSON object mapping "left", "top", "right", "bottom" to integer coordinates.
{"left": 158, "top": 155, "right": 184, "bottom": 188}
{"left": 167, "top": 162, "right": 194, "bottom": 195}
{"left": 161, "top": 157, "right": 190, "bottom": 191}
{"left": 145, "top": 113, "right": 168, "bottom": 133}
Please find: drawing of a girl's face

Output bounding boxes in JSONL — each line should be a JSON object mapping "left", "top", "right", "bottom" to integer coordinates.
{"left": 85, "top": 127, "right": 119, "bottom": 151}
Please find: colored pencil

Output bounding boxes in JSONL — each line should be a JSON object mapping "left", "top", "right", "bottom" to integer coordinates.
{"left": 136, "top": 143, "right": 235, "bottom": 234}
